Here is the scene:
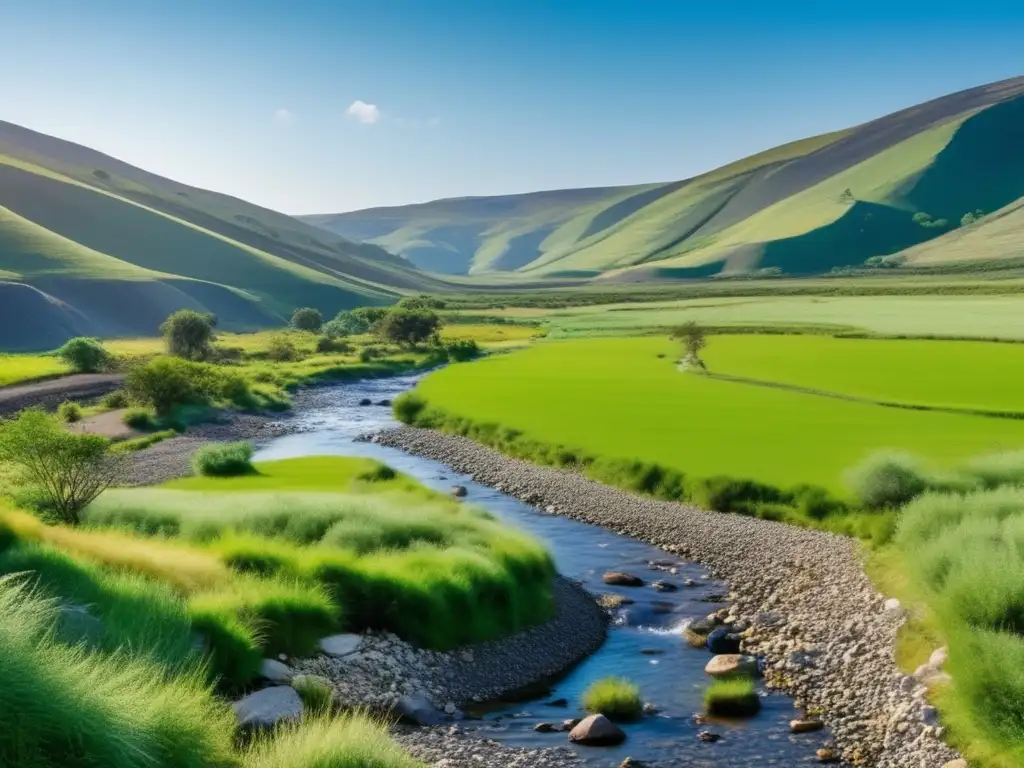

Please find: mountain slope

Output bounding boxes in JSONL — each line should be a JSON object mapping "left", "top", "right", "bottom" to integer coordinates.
{"left": 896, "top": 195, "right": 1024, "bottom": 267}
{"left": 0, "top": 122, "right": 443, "bottom": 349}
{"left": 305, "top": 76, "right": 1024, "bottom": 279}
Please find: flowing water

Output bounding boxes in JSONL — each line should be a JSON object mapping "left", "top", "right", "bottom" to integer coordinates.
{"left": 254, "top": 375, "right": 833, "bottom": 766}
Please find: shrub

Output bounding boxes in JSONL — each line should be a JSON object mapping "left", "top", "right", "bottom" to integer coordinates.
{"left": 0, "top": 573, "right": 236, "bottom": 767}
{"left": 101, "top": 390, "right": 128, "bottom": 409}
{"left": 393, "top": 394, "right": 427, "bottom": 424}
{"left": 293, "top": 676, "right": 334, "bottom": 716}
{"left": 442, "top": 339, "right": 480, "bottom": 362}
{"left": 266, "top": 334, "right": 300, "bottom": 362}
{"left": 965, "top": 450, "right": 1024, "bottom": 489}
{"left": 359, "top": 346, "right": 384, "bottom": 363}
{"left": 122, "top": 407, "right": 157, "bottom": 430}
{"left": 397, "top": 295, "right": 446, "bottom": 310}
{"left": 321, "top": 319, "right": 349, "bottom": 340}
{"left": 0, "top": 410, "right": 120, "bottom": 526}
{"left": 125, "top": 357, "right": 222, "bottom": 415}
{"left": 693, "top": 475, "right": 788, "bottom": 514}
{"left": 581, "top": 677, "right": 643, "bottom": 721}
{"left": 56, "top": 337, "right": 110, "bottom": 373}
{"left": 376, "top": 309, "right": 441, "bottom": 348}
{"left": 316, "top": 336, "right": 352, "bottom": 354}
{"left": 239, "top": 714, "right": 425, "bottom": 768}
{"left": 704, "top": 678, "right": 760, "bottom": 717}
{"left": 57, "top": 401, "right": 83, "bottom": 423}
{"left": 292, "top": 308, "right": 324, "bottom": 332}
{"left": 161, "top": 309, "right": 216, "bottom": 361}
{"left": 191, "top": 442, "right": 255, "bottom": 477}
{"left": 112, "top": 430, "right": 177, "bottom": 453}
{"left": 845, "top": 452, "right": 928, "bottom": 509}
{"left": 333, "top": 307, "right": 387, "bottom": 335}
{"left": 356, "top": 462, "right": 398, "bottom": 483}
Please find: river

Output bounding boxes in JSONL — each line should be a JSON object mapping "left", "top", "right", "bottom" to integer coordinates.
{"left": 254, "top": 374, "right": 834, "bottom": 766}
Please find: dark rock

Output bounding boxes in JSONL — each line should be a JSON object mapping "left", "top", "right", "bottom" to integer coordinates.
{"left": 701, "top": 593, "right": 729, "bottom": 603}
{"left": 697, "top": 731, "right": 722, "bottom": 742}
{"left": 358, "top": 398, "right": 372, "bottom": 406}
{"left": 534, "top": 722, "right": 558, "bottom": 733}
{"left": 232, "top": 686, "right": 303, "bottom": 731}
{"left": 602, "top": 571, "right": 644, "bottom": 587}
{"left": 395, "top": 692, "right": 444, "bottom": 726}
{"left": 791, "top": 718, "right": 825, "bottom": 734}
{"left": 562, "top": 718, "right": 582, "bottom": 731}
{"left": 451, "top": 485, "right": 468, "bottom": 498}
{"left": 376, "top": 399, "right": 392, "bottom": 407}
{"left": 620, "top": 758, "right": 645, "bottom": 768}
{"left": 816, "top": 747, "right": 840, "bottom": 763}
{"left": 652, "top": 580, "right": 678, "bottom": 592}
{"left": 568, "top": 714, "right": 627, "bottom": 746}
{"left": 545, "top": 698, "right": 569, "bottom": 708}
{"left": 706, "top": 627, "right": 742, "bottom": 654}
{"left": 640, "top": 649, "right": 664, "bottom": 655}
{"left": 642, "top": 702, "right": 659, "bottom": 715}
{"left": 683, "top": 617, "right": 719, "bottom": 648}
{"left": 651, "top": 601, "right": 675, "bottom": 614}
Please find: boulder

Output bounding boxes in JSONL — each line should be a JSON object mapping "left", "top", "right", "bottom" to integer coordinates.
{"left": 683, "top": 617, "right": 719, "bottom": 648}
{"left": 534, "top": 722, "right": 558, "bottom": 733}
{"left": 260, "top": 659, "right": 295, "bottom": 685}
{"left": 451, "top": 485, "right": 468, "bottom": 498}
{"left": 376, "top": 399, "right": 392, "bottom": 407}
{"left": 395, "top": 692, "right": 443, "bottom": 726}
{"left": 232, "top": 686, "right": 303, "bottom": 731}
{"left": 651, "top": 580, "right": 677, "bottom": 592}
{"left": 359, "top": 398, "right": 373, "bottom": 406}
{"left": 816, "top": 747, "right": 840, "bottom": 763}
{"left": 619, "top": 759, "right": 644, "bottom": 768}
{"left": 706, "top": 627, "right": 742, "bottom": 654}
{"left": 790, "top": 718, "right": 825, "bottom": 734}
{"left": 568, "top": 714, "right": 627, "bottom": 746}
{"left": 318, "top": 634, "right": 362, "bottom": 657}
{"left": 602, "top": 571, "right": 644, "bottom": 587}
{"left": 705, "top": 654, "right": 759, "bottom": 678}
{"left": 545, "top": 698, "right": 569, "bottom": 707}
{"left": 697, "top": 731, "right": 721, "bottom": 742}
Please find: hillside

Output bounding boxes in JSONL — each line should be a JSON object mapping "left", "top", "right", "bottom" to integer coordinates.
{"left": 304, "top": 76, "right": 1024, "bottom": 279}
{"left": 896, "top": 195, "right": 1024, "bottom": 267}
{"left": 0, "top": 122, "right": 444, "bottom": 350}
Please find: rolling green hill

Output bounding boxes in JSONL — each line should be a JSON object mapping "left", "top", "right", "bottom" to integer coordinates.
{"left": 0, "top": 122, "right": 445, "bottom": 350}
{"left": 304, "top": 76, "right": 1024, "bottom": 280}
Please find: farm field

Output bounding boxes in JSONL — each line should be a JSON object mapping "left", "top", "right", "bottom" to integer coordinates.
{"left": 471, "top": 294, "right": 1024, "bottom": 340}
{"left": 702, "top": 334, "right": 1024, "bottom": 413}
{"left": 0, "top": 354, "right": 69, "bottom": 386}
{"left": 412, "top": 337, "right": 1024, "bottom": 494}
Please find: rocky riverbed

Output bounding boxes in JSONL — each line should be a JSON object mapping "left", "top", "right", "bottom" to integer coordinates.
{"left": 371, "top": 426, "right": 962, "bottom": 768}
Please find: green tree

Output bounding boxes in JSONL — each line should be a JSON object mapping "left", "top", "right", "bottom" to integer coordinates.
{"left": 291, "top": 307, "right": 324, "bottom": 332}
{"left": 672, "top": 321, "right": 707, "bottom": 358}
{"left": 376, "top": 309, "right": 442, "bottom": 348}
{"left": 160, "top": 310, "right": 216, "bottom": 361}
{"left": 333, "top": 307, "right": 388, "bottom": 335}
{"left": 396, "top": 295, "right": 446, "bottom": 310}
{"left": 56, "top": 337, "right": 111, "bottom": 373}
{"left": 0, "top": 410, "right": 121, "bottom": 525}
{"left": 125, "top": 357, "right": 221, "bottom": 415}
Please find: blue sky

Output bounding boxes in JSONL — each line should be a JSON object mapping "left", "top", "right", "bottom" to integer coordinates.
{"left": 2, "top": 1, "right": 1022, "bottom": 214}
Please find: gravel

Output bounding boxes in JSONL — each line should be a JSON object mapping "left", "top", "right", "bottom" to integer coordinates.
{"left": 372, "top": 426, "right": 962, "bottom": 768}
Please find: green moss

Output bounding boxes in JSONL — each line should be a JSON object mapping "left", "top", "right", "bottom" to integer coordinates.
{"left": 581, "top": 677, "right": 643, "bottom": 722}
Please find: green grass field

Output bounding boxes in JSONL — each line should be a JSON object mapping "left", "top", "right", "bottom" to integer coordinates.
{"left": 411, "top": 337, "right": 1024, "bottom": 494}
{"left": 702, "top": 334, "right": 1024, "bottom": 413}
{"left": 0, "top": 354, "right": 69, "bottom": 386}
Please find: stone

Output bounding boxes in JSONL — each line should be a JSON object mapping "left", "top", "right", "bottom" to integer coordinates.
{"left": 232, "top": 686, "right": 303, "bottom": 731}
{"left": 640, "top": 649, "right": 664, "bottom": 655}
{"left": 683, "top": 578, "right": 697, "bottom": 587}
{"left": 642, "top": 702, "right": 659, "bottom": 715}
{"left": 651, "top": 580, "right": 677, "bottom": 592}
{"left": 706, "top": 627, "right": 742, "bottom": 654}
{"left": 259, "top": 658, "right": 295, "bottom": 684}
{"left": 318, "top": 634, "right": 362, "bottom": 657}
{"left": 562, "top": 718, "right": 582, "bottom": 731}
{"left": 705, "top": 654, "right": 759, "bottom": 678}
{"left": 534, "top": 722, "right": 558, "bottom": 733}
{"left": 697, "top": 731, "right": 721, "bottom": 742}
{"left": 359, "top": 398, "right": 372, "bottom": 406}
{"left": 376, "top": 399, "right": 392, "bottom": 407}
{"left": 619, "top": 759, "right": 644, "bottom": 768}
{"left": 444, "top": 702, "right": 457, "bottom": 715}
{"left": 54, "top": 604, "right": 104, "bottom": 650}
{"left": 451, "top": 485, "right": 468, "bottom": 498}
{"left": 930, "top": 646, "right": 949, "bottom": 668}
{"left": 816, "top": 747, "right": 840, "bottom": 763}
{"left": 790, "top": 718, "right": 825, "bottom": 734}
{"left": 602, "top": 571, "right": 644, "bottom": 587}
{"left": 545, "top": 698, "right": 569, "bottom": 707}
{"left": 598, "top": 593, "right": 635, "bottom": 609}
{"left": 396, "top": 692, "right": 443, "bottom": 726}
{"left": 568, "top": 714, "right": 627, "bottom": 746}
{"left": 683, "top": 617, "right": 718, "bottom": 648}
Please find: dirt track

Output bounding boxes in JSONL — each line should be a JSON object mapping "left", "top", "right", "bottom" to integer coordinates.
{"left": 0, "top": 374, "right": 124, "bottom": 416}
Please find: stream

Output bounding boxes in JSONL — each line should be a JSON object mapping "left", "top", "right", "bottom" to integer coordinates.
{"left": 254, "top": 374, "right": 834, "bottom": 766}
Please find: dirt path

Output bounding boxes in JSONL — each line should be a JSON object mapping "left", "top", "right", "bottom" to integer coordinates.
{"left": 69, "top": 408, "right": 139, "bottom": 440}
{"left": 0, "top": 374, "right": 124, "bottom": 416}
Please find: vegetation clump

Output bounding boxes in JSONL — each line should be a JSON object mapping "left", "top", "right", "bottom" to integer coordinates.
{"left": 56, "top": 337, "right": 111, "bottom": 373}
{"left": 161, "top": 309, "right": 217, "bottom": 361}
{"left": 376, "top": 308, "right": 442, "bottom": 348}
{"left": 292, "top": 307, "right": 324, "bottom": 332}
{"left": 581, "top": 677, "right": 643, "bottom": 721}
{"left": 704, "top": 678, "right": 761, "bottom": 717}
{"left": 56, "top": 400, "right": 82, "bottom": 423}
{"left": 191, "top": 442, "right": 256, "bottom": 477}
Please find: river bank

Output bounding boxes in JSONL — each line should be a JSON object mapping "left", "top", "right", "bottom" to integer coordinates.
{"left": 372, "top": 426, "right": 962, "bottom": 768}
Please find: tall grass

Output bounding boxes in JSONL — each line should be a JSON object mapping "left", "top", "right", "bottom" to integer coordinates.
{"left": 240, "top": 715, "right": 424, "bottom": 768}
{"left": 0, "top": 574, "right": 235, "bottom": 768}
{"left": 581, "top": 677, "right": 642, "bottom": 721}
{"left": 896, "top": 487, "right": 1024, "bottom": 765}
{"left": 192, "top": 442, "right": 256, "bottom": 477}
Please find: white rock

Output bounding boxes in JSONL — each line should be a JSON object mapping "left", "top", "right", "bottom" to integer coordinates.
{"left": 260, "top": 659, "right": 295, "bottom": 684}
{"left": 319, "top": 634, "right": 363, "bottom": 657}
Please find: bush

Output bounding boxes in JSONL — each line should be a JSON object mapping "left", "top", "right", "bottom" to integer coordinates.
{"left": 332, "top": 307, "right": 387, "bottom": 336}
{"left": 112, "top": 430, "right": 177, "bottom": 453}
{"left": 266, "top": 334, "right": 300, "bottom": 362}
{"left": 393, "top": 394, "right": 427, "bottom": 424}
{"left": 321, "top": 319, "right": 349, "bottom": 340}
{"left": 122, "top": 407, "right": 157, "bottom": 430}
{"left": 442, "top": 339, "right": 480, "bottom": 363}
{"left": 0, "top": 410, "right": 120, "bottom": 526}
{"left": 376, "top": 309, "right": 441, "bottom": 348}
{"left": 293, "top": 675, "right": 334, "bottom": 716}
{"left": 125, "top": 357, "right": 223, "bottom": 415}
{"left": 845, "top": 452, "right": 929, "bottom": 509}
{"left": 191, "top": 442, "right": 255, "bottom": 477}
{"left": 581, "top": 677, "right": 643, "bottom": 721}
{"left": 101, "top": 390, "right": 128, "bottom": 409}
{"left": 704, "top": 678, "right": 760, "bottom": 717}
{"left": 57, "top": 401, "right": 83, "bottom": 423}
{"left": 292, "top": 308, "right": 324, "bottom": 332}
{"left": 56, "top": 337, "right": 110, "bottom": 373}
{"left": 161, "top": 309, "right": 216, "bottom": 361}
{"left": 239, "top": 714, "right": 424, "bottom": 768}
{"left": 0, "top": 573, "right": 235, "bottom": 768}
{"left": 692, "top": 475, "right": 788, "bottom": 514}
{"left": 316, "top": 336, "right": 352, "bottom": 354}
{"left": 397, "top": 295, "right": 446, "bottom": 310}
{"left": 359, "top": 346, "right": 384, "bottom": 363}
{"left": 356, "top": 462, "right": 398, "bottom": 483}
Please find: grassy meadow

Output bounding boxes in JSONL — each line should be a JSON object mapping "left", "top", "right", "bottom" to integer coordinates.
{"left": 0, "top": 353, "right": 70, "bottom": 386}
{"left": 407, "top": 337, "right": 1024, "bottom": 496}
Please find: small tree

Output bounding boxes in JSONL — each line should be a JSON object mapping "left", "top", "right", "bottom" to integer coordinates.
{"left": 56, "top": 337, "right": 111, "bottom": 373}
{"left": 333, "top": 307, "right": 388, "bottom": 335}
{"left": 161, "top": 310, "right": 216, "bottom": 361}
{"left": 125, "top": 357, "right": 221, "bottom": 416}
{"left": 672, "top": 321, "right": 707, "bottom": 358}
{"left": 0, "top": 410, "right": 121, "bottom": 525}
{"left": 397, "top": 295, "right": 446, "bottom": 311}
{"left": 291, "top": 307, "right": 323, "bottom": 332}
{"left": 321, "top": 318, "right": 349, "bottom": 339}
{"left": 376, "top": 309, "right": 442, "bottom": 348}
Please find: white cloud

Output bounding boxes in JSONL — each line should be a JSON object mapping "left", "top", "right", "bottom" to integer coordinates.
{"left": 346, "top": 100, "right": 381, "bottom": 125}
{"left": 273, "top": 108, "right": 295, "bottom": 124}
